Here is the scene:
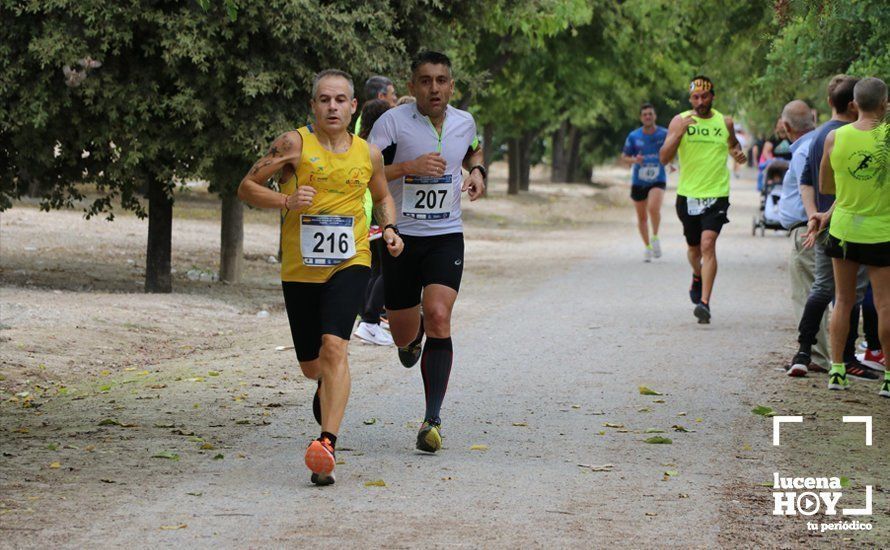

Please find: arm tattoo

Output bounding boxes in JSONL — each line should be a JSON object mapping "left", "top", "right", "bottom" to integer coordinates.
{"left": 372, "top": 201, "right": 393, "bottom": 228}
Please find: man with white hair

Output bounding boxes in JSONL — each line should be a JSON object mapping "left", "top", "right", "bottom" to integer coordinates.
{"left": 775, "top": 100, "right": 827, "bottom": 376}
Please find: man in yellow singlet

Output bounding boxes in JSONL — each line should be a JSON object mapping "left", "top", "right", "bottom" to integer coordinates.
{"left": 808, "top": 77, "right": 889, "bottom": 395}
{"left": 238, "top": 69, "right": 404, "bottom": 486}
{"left": 660, "top": 75, "right": 747, "bottom": 324}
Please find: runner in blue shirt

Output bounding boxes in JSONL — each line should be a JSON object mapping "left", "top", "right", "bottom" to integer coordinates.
{"left": 621, "top": 103, "right": 669, "bottom": 262}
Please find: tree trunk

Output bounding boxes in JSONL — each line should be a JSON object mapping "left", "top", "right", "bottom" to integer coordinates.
{"left": 145, "top": 178, "right": 173, "bottom": 293}
{"left": 219, "top": 193, "right": 244, "bottom": 283}
{"left": 551, "top": 121, "right": 569, "bottom": 182}
{"left": 518, "top": 133, "right": 531, "bottom": 192}
{"left": 482, "top": 123, "right": 494, "bottom": 197}
{"left": 566, "top": 126, "right": 585, "bottom": 183}
{"left": 507, "top": 138, "right": 520, "bottom": 195}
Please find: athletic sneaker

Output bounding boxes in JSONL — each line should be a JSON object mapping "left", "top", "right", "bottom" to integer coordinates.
{"left": 689, "top": 275, "right": 702, "bottom": 304}
{"left": 644, "top": 246, "right": 653, "bottom": 263}
{"left": 880, "top": 376, "right": 890, "bottom": 398}
{"left": 827, "top": 367, "right": 850, "bottom": 390}
{"left": 845, "top": 358, "right": 881, "bottom": 381}
{"left": 651, "top": 236, "right": 662, "bottom": 258}
{"left": 354, "top": 321, "right": 394, "bottom": 346}
{"left": 313, "top": 380, "right": 321, "bottom": 425}
{"left": 305, "top": 436, "right": 336, "bottom": 486}
{"left": 787, "top": 352, "right": 809, "bottom": 377}
{"left": 859, "top": 349, "right": 885, "bottom": 371}
{"left": 694, "top": 302, "right": 710, "bottom": 324}
{"left": 416, "top": 420, "right": 442, "bottom": 453}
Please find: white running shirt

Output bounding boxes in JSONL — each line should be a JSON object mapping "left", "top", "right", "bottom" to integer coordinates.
{"left": 368, "top": 103, "right": 478, "bottom": 236}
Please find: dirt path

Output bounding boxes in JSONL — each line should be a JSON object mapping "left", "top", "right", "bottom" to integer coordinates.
{"left": 1, "top": 168, "right": 887, "bottom": 548}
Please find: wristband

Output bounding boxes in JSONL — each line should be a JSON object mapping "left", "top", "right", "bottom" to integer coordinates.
{"left": 383, "top": 224, "right": 399, "bottom": 235}
{"left": 469, "top": 164, "right": 487, "bottom": 180}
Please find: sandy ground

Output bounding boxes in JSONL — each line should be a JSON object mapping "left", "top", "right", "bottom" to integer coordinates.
{"left": 1, "top": 165, "right": 887, "bottom": 548}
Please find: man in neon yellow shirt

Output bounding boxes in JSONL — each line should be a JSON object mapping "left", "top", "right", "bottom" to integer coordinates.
{"left": 660, "top": 76, "right": 747, "bottom": 323}
{"left": 810, "top": 77, "right": 889, "bottom": 395}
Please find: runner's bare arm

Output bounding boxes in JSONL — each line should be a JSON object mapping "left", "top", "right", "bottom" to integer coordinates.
{"left": 818, "top": 130, "right": 837, "bottom": 195}
{"left": 800, "top": 185, "right": 818, "bottom": 218}
{"left": 620, "top": 153, "right": 643, "bottom": 167}
{"left": 659, "top": 114, "right": 689, "bottom": 165}
{"left": 384, "top": 152, "right": 446, "bottom": 181}
{"left": 369, "top": 145, "right": 404, "bottom": 257}
{"left": 725, "top": 116, "right": 747, "bottom": 164}
{"left": 462, "top": 145, "right": 485, "bottom": 200}
{"left": 237, "top": 131, "right": 303, "bottom": 209}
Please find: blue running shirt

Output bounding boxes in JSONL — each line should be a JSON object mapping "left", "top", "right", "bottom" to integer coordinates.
{"left": 622, "top": 126, "right": 668, "bottom": 186}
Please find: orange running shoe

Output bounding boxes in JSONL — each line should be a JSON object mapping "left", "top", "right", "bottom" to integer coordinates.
{"left": 305, "top": 437, "right": 336, "bottom": 486}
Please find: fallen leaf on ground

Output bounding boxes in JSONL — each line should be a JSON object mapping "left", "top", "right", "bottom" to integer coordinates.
{"left": 639, "top": 386, "right": 663, "bottom": 396}
{"left": 152, "top": 451, "right": 180, "bottom": 460}
{"left": 470, "top": 444, "right": 488, "bottom": 451}
{"left": 235, "top": 419, "right": 250, "bottom": 425}
{"left": 664, "top": 470, "right": 679, "bottom": 477}
{"left": 364, "top": 480, "right": 386, "bottom": 487}
{"left": 644, "top": 429, "right": 665, "bottom": 433}
{"left": 695, "top": 418, "right": 703, "bottom": 423}
{"left": 597, "top": 431, "right": 606, "bottom": 436}
{"left": 638, "top": 407, "right": 651, "bottom": 413}
{"left": 644, "top": 436, "right": 673, "bottom": 444}
{"left": 571, "top": 404, "right": 581, "bottom": 409}
{"left": 98, "top": 418, "right": 121, "bottom": 426}
{"left": 200, "top": 443, "right": 215, "bottom": 450}
{"left": 46, "top": 443, "right": 59, "bottom": 451}
{"left": 677, "top": 412, "right": 687, "bottom": 416}
{"left": 186, "top": 492, "right": 202, "bottom": 497}
{"left": 100, "top": 479, "right": 116, "bottom": 484}
{"left": 213, "top": 454, "right": 224, "bottom": 460}
{"left": 602, "top": 423, "right": 624, "bottom": 429}
{"left": 679, "top": 493, "right": 689, "bottom": 498}
{"left": 645, "top": 512, "right": 658, "bottom": 517}
{"left": 578, "top": 463, "right": 614, "bottom": 472}
{"left": 752, "top": 405, "right": 776, "bottom": 417}
{"left": 653, "top": 399, "right": 665, "bottom": 404}
{"left": 840, "top": 476, "right": 851, "bottom": 488}
{"left": 159, "top": 524, "right": 187, "bottom": 530}
{"left": 672, "top": 425, "right": 691, "bottom": 432}
{"left": 48, "top": 462, "right": 61, "bottom": 469}
{"left": 208, "top": 371, "right": 220, "bottom": 377}
{"left": 335, "top": 459, "right": 346, "bottom": 465}
{"left": 363, "top": 418, "right": 377, "bottom": 425}
{"left": 154, "top": 422, "right": 175, "bottom": 428}
{"left": 512, "top": 422, "right": 528, "bottom": 427}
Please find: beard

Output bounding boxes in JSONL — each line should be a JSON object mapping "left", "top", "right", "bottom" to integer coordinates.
{"left": 694, "top": 104, "right": 711, "bottom": 116}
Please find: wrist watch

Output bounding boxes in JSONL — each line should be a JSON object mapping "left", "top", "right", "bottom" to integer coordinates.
{"left": 469, "top": 164, "right": 487, "bottom": 180}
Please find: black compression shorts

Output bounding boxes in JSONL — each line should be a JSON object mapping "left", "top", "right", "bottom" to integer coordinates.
{"left": 630, "top": 182, "right": 666, "bottom": 202}
{"left": 282, "top": 265, "right": 370, "bottom": 362}
{"left": 675, "top": 195, "right": 730, "bottom": 246}
{"left": 825, "top": 236, "right": 890, "bottom": 267}
{"left": 381, "top": 232, "right": 464, "bottom": 310}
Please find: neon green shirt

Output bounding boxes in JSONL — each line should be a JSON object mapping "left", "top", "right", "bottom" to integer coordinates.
{"left": 828, "top": 122, "right": 889, "bottom": 244}
{"left": 676, "top": 109, "right": 730, "bottom": 198}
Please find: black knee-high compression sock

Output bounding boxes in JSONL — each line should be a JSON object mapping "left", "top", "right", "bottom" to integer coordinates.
{"left": 420, "top": 336, "right": 452, "bottom": 424}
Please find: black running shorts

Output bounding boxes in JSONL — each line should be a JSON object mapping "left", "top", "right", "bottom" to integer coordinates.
{"left": 282, "top": 265, "right": 371, "bottom": 362}
{"left": 824, "top": 235, "right": 890, "bottom": 267}
{"left": 675, "top": 195, "right": 730, "bottom": 246}
{"left": 630, "top": 182, "right": 666, "bottom": 202}
{"left": 381, "top": 232, "right": 464, "bottom": 310}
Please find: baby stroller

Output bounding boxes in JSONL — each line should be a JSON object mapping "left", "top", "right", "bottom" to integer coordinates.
{"left": 752, "top": 159, "right": 788, "bottom": 237}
